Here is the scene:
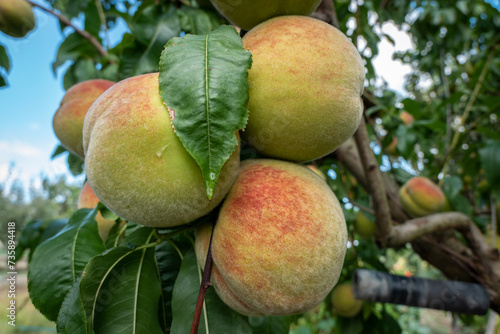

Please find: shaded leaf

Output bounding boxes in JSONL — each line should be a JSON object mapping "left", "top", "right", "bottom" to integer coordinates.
{"left": 155, "top": 236, "right": 192, "bottom": 331}
{"left": 170, "top": 248, "right": 252, "bottom": 333}
{"left": 479, "top": 140, "right": 500, "bottom": 198}
{"left": 28, "top": 209, "right": 105, "bottom": 321}
{"left": 79, "top": 230, "right": 164, "bottom": 334}
{"left": 0, "top": 43, "right": 10, "bottom": 73}
{"left": 52, "top": 32, "right": 100, "bottom": 74}
{"left": 57, "top": 277, "right": 86, "bottom": 334}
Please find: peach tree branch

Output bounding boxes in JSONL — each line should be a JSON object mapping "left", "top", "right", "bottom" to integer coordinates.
{"left": 27, "top": 1, "right": 109, "bottom": 58}
{"left": 353, "top": 116, "right": 393, "bottom": 246}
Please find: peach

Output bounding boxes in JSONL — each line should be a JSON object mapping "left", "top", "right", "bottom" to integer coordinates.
{"left": 0, "top": 0, "right": 35, "bottom": 38}
{"left": 210, "top": 0, "right": 322, "bottom": 31}
{"left": 241, "top": 16, "right": 365, "bottom": 162}
{"left": 77, "top": 181, "right": 121, "bottom": 241}
{"left": 331, "top": 283, "right": 363, "bottom": 317}
{"left": 83, "top": 73, "right": 240, "bottom": 228}
{"left": 354, "top": 212, "right": 377, "bottom": 239}
{"left": 400, "top": 111, "right": 414, "bottom": 126}
{"left": 399, "top": 176, "right": 445, "bottom": 217}
{"left": 52, "top": 79, "right": 115, "bottom": 158}
{"left": 386, "top": 137, "right": 398, "bottom": 156}
{"left": 195, "top": 159, "right": 347, "bottom": 316}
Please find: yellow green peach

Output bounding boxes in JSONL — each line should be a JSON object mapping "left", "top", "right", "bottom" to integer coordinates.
{"left": 83, "top": 73, "right": 240, "bottom": 228}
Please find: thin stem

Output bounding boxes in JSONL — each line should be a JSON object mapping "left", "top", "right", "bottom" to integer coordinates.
{"left": 439, "top": 51, "right": 494, "bottom": 186}
{"left": 191, "top": 221, "right": 216, "bottom": 334}
{"left": 95, "top": 0, "right": 110, "bottom": 49}
{"left": 28, "top": 1, "right": 109, "bottom": 58}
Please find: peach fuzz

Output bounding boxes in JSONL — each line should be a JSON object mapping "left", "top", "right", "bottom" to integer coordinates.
{"left": 399, "top": 176, "right": 445, "bottom": 217}
{"left": 83, "top": 73, "right": 240, "bottom": 228}
{"left": 52, "top": 79, "right": 115, "bottom": 158}
{"left": 77, "top": 181, "right": 121, "bottom": 241}
{"left": 242, "top": 16, "right": 365, "bottom": 162}
{"left": 195, "top": 159, "right": 347, "bottom": 316}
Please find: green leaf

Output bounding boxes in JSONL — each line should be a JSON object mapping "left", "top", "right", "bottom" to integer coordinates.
{"left": 28, "top": 209, "right": 105, "bottom": 321}
{"left": 178, "top": 6, "right": 223, "bottom": 35}
{"left": 249, "top": 316, "right": 292, "bottom": 334}
{"left": 52, "top": 32, "right": 100, "bottom": 74}
{"left": 159, "top": 25, "right": 252, "bottom": 199}
{"left": 119, "top": 5, "right": 181, "bottom": 78}
{"left": 67, "top": 152, "right": 84, "bottom": 176}
{"left": 0, "top": 73, "right": 6, "bottom": 87}
{"left": 479, "top": 140, "right": 500, "bottom": 198}
{"left": 51, "top": 144, "right": 67, "bottom": 159}
{"left": 170, "top": 248, "right": 252, "bottom": 333}
{"left": 79, "top": 230, "right": 164, "bottom": 334}
{"left": 16, "top": 218, "right": 68, "bottom": 262}
{"left": 57, "top": 277, "right": 86, "bottom": 334}
{"left": 155, "top": 236, "right": 191, "bottom": 330}
{"left": 0, "top": 43, "right": 10, "bottom": 73}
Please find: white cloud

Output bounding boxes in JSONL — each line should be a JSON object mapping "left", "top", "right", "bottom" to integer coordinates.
{"left": 0, "top": 140, "right": 44, "bottom": 158}
{"left": 372, "top": 22, "right": 415, "bottom": 95}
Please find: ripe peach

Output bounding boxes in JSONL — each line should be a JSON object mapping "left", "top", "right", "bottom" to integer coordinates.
{"left": 52, "top": 79, "right": 115, "bottom": 158}
{"left": 331, "top": 283, "right": 363, "bottom": 317}
{"left": 195, "top": 159, "right": 347, "bottom": 316}
{"left": 386, "top": 137, "right": 398, "bottom": 156}
{"left": 354, "top": 212, "right": 377, "bottom": 239}
{"left": 83, "top": 73, "right": 240, "bottom": 228}
{"left": 209, "top": 0, "right": 322, "bottom": 31}
{"left": 0, "top": 0, "right": 35, "bottom": 38}
{"left": 242, "top": 16, "right": 365, "bottom": 162}
{"left": 77, "top": 181, "right": 120, "bottom": 241}
{"left": 399, "top": 176, "right": 445, "bottom": 217}
{"left": 400, "top": 111, "right": 414, "bottom": 126}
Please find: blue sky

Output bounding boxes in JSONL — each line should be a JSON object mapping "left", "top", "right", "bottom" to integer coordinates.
{"left": 0, "top": 0, "right": 414, "bottom": 196}
{"left": 0, "top": 0, "right": 128, "bottom": 194}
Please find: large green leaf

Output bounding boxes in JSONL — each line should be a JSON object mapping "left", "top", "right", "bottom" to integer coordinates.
{"left": 159, "top": 25, "right": 252, "bottom": 199}
{"left": 79, "top": 230, "right": 164, "bottom": 334}
{"left": 170, "top": 248, "right": 252, "bottom": 334}
{"left": 28, "top": 209, "right": 105, "bottom": 321}
{"left": 57, "top": 277, "right": 86, "bottom": 334}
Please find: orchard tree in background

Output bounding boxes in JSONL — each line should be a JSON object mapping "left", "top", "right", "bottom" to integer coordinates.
{"left": 1, "top": 0, "right": 500, "bottom": 333}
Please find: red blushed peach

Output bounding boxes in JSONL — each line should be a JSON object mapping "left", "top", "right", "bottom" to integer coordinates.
{"left": 195, "top": 159, "right": 347, "bottom": 316}
{"left": 52, "top": 79, "right": 115, "bottom": 158}
{"left": 399, "top": 176, "right": 445, "bottom": 217}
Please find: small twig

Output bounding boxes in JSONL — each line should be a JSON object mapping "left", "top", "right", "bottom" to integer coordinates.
{"left": 354, "top": 116, "right": 393, "bottom": 246}
{"left": 191, "top": 221, "right": 216, "bottom": 334}
{"left": 28, "top": 1, "right": 109, "bottom": 58}
{"left": 95, "top": 0, "right": 110, "bottom": 48}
